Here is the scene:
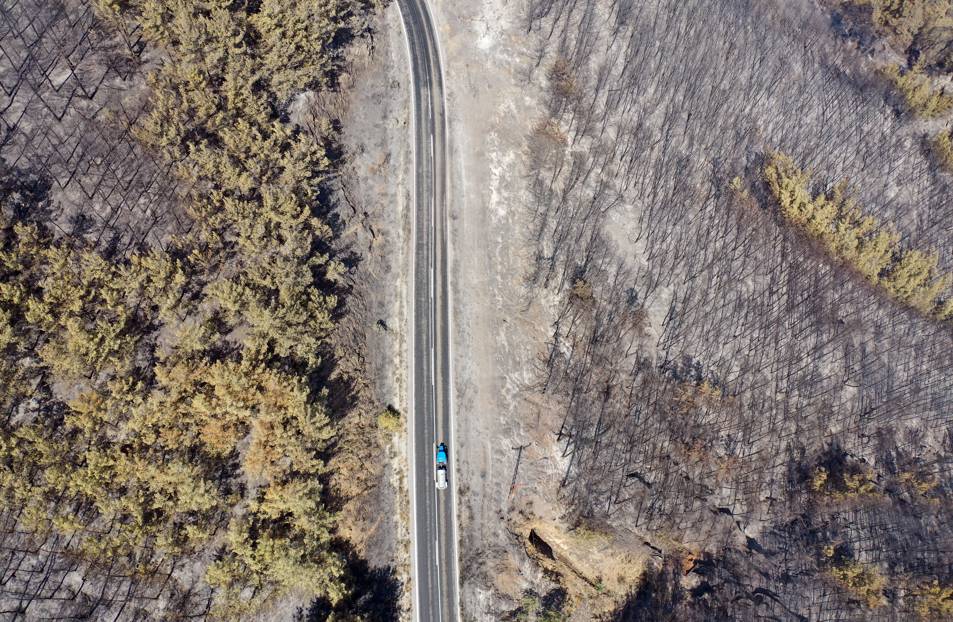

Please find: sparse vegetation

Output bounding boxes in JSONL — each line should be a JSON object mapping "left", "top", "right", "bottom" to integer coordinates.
{"left": 569, "top": 278, "right": 594, "bottom": 303}
{"left": 508, "top": 589, "right": 570, "bottom": 622}
{"left": 548, "top": 57, "right": 580, "bottom": 106}
{"left": 808, "top": 460, "right": 879, "bottom": 499}
{"left": 912, "top": 580, "right": 953, "bottom": 618}
{"left": 832, "top": 1, "right": 953, "bottom": 191}
{"left": 930, "top": 127, "right": 953, "bottom": 170}
{"left": 897, "top": 469, "right": 940, "bottom": 495}
{"left": 378, "top": 405, "right": 404, "bottom": 433}
{"left": 522, "top": 0, "right": 953, "bottom": 620}
{"left": 838, "top": 1, "right": 953, "bottom": 68}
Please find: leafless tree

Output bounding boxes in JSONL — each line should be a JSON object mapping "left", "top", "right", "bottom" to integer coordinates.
{"left": 523, "top": 0, "right": 953, "bottom": 617}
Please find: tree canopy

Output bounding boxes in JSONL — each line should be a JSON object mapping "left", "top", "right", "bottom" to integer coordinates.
{"left": 0, "top": 0, "right": 371, "bottom": 616}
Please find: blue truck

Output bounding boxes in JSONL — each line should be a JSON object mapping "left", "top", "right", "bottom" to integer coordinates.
{"left": 435, "top": 442, "right": 448, "bottom": 490}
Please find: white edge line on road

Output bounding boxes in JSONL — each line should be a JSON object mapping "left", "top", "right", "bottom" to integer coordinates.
{"left": 392, "top": 3, "right": 422, "bottom": 621}
{"left": 419, "top": 1, "right": 464, "bottom": 618}
{"left": 430, "top": 167, "right": 437, "bottom": 434}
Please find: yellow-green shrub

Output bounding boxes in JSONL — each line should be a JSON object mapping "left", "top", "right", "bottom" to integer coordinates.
{"left": 912, "top": 580, "right": 953, "bottom": 618}
{"left": 881, "top": 60, "right": 953, "bottom": 117}
{"left": 821, "top": 545, "right": 887, "bottom": 608}
{"left": 377, "top": 407, "right": 403, "bottom": 434}
{"left": 763, "top": 152, "right": 953, "bottom": 320}
{"left": 842, "top": 1, "right": 953, "bottom": 63}
{"left": 931, "top": 129, "right": 953, "bottom": 171}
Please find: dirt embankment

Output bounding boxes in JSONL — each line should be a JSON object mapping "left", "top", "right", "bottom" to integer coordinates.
{"left": 313, "top": 3, "right": 415, "bottom": 619}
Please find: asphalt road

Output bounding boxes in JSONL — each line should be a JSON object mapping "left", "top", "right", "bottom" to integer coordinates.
{"left": 395, "top": 0, "right": 460, "bottom": 620}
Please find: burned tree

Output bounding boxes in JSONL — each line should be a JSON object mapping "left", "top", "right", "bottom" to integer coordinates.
{"left": 522, "top": 0, "right": 953, "bottom": 617}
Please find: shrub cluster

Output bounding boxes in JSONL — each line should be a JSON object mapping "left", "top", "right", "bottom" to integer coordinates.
{"left": 845, "top": 0, "right": 953, "bottom": 67}
{"left": 821, "top": 544, "right": 887, "bottom": 608}
{"left": 763, "top": 152, "right": 953, "bottom": 321}
{"left": 881, "top": 60, "right": 953, "bottom": 117}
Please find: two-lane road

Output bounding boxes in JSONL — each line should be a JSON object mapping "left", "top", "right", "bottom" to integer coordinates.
{"left": 396, "top": 0, "right": 460, "bottom": 620}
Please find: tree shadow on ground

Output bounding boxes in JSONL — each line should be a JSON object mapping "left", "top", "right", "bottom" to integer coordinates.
{"left": 0, "top": 163, "right": 53, "bottom": 223}
{"left": 608, "top": 558, "right": 684, "bottom": 622}
{"left": 303, "top": 551, "right": 402, "bottom": 622}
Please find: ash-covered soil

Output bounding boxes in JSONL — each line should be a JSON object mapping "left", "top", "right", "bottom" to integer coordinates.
{"left": 439, "top": 0, "right": 953, "bottom": 619}
{"left": 1, "top": 0, "right": 188, "bottom": 252}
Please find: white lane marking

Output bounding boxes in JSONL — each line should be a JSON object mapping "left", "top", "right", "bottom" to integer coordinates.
{"left": 435, "top": 530, "right": 443, "bottom": 622}
{"left": 430, "top": 127, "right": 438, "bottom": 438}
{"left": 431, "top": 276, "right": 437, "bottom": 429}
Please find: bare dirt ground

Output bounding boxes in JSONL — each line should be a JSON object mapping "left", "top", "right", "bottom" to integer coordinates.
{"left": 426, "top": 0, "right": 585, "bottom": 618}
{"left": 428, "top": 0, "right": 646, "bottom": 617}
